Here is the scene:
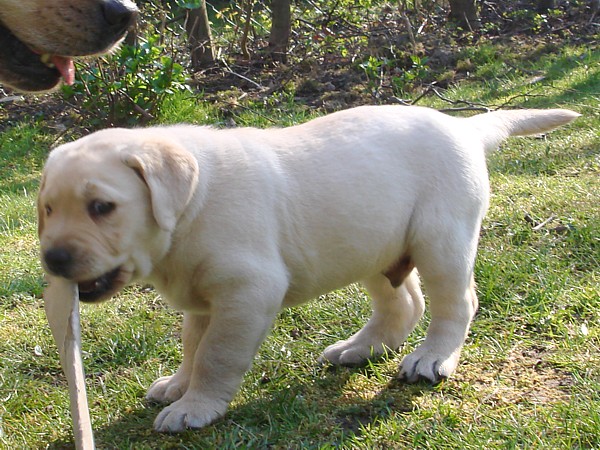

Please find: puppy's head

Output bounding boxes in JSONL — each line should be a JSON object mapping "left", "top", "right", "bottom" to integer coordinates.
{"left": 0, "top": 0, "right": 138, "bottom": 92}
{"left": 38, "top": 128, "right": 199, "bottom": 303}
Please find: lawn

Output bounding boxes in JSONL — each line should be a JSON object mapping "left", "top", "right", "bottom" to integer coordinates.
{"left": 0, "top": 38, "right": 598, "bottom": 448}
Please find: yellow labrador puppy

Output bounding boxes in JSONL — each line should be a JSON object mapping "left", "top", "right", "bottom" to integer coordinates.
{"left": 38, "top": 105, "right": 578, "bottom": 432}
{"left": 0, "top": 0, "right": 137, "bottom": 91}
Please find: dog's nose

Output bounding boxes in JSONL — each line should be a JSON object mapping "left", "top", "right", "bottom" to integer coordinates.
{"left": 44, "top": 247, "right": 73, "bottom": 277}
{"left": 101, "top": 0, "right": 138, "bottom": 34}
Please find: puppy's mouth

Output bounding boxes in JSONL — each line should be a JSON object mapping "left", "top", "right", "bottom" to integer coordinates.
{"left": 77, "top": 267, "right": 124, "bottom": 303}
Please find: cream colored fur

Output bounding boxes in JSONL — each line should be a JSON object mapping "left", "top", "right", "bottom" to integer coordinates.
{"left": 38, "top": 105, "right": 579, "bottom": 432}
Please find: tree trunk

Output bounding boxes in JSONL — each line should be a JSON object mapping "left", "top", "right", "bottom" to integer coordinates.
{"left": 448, "top": 0, "right": 481, "bottom": 30}
{"left": 186, "top": 1, "right": 215, "bottom": 70}
{"left": 267, "top": 0, "right": 291, "bottom": 63}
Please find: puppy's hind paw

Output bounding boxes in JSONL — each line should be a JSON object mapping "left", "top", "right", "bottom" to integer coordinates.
{"left": 398, "top": 347, "right": 460, "bottom": 384}
{"left": 153, "top": 396, "right": 228, "bottom": 433}
{"left": 146, "top": 375, "right": 188, "bottom": 404}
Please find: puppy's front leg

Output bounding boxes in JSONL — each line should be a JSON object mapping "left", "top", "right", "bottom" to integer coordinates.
{"left": 146, "top": 313, "right": 209, "bottom": 404}
{"left": 153, "top": 284, "right": 283, "bottom": 432}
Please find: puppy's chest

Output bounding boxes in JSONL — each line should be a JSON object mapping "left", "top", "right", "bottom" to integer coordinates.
{"left": 149, "top": 272, "right": 211, "bottom": 313}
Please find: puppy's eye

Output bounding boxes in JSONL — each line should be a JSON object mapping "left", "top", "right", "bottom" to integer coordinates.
{"left": 88, "top": 200, "right": 116, "bottom": 218}
{"left": 45, "top": 205, "right": 52, "bottom": 216}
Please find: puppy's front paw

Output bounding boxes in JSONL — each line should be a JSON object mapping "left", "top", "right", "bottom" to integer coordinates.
{"left": 153, "top": 396, "right": 228, "bottom": 432}
{"left": 321, "top": 338, "right": 376, "bottom": 366}
{"left": 146, "top": 375, "right": 188, "bottom": 404}
{"left": 398, "top": 346, "right": 460, "bottom": 384}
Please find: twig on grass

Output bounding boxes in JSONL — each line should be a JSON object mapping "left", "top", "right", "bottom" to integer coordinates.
{"left": 524, "top": 213, "right": 558, "bottom": 231}
{"left": 430, "top": 87, "right": 492, "bottom": 111}
{"left": 400, "top": 85, "right": 493, "bottom": 112}
{"left": 402, "top": 84, "right": 563, "bottom": 115}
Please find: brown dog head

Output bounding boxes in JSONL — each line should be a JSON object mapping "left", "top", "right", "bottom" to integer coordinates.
{"left": 0, "top": 0, "right": 137, "bottom": 92}
{"left": 38, "top": 128, "right": 199, "bottom": 302}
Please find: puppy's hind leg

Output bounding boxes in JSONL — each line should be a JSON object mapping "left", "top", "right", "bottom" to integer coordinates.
{"left": 399, "top": 238, "right": 479, "bottom": 384}
{"left": 322, "top": 269, "right": 425, "bottom": 366}
{"left": 146, "top": 313, "right": 209, "bottom": 404}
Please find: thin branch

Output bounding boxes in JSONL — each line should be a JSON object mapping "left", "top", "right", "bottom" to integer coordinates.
{"left": 220, "top": 59, "right": 265, "bottom": 89}
{"left": 401, "top": 14, "right": 417, "bottom": 47}
{"left": 240, "top": 0, "right": 254, "bottom": 60}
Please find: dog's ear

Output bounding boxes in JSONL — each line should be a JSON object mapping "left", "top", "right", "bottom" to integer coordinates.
{"left": 121, "top": 140, "right": 199, "bottom": 231}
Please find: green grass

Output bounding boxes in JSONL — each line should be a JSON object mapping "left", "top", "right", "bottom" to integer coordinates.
{"left": 1, "top": 40, "right": 599, "bottom": 449}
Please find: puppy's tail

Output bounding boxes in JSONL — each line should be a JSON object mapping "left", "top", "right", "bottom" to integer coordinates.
{"left": 466, "top": 109, "right": 580, "bottom": 154}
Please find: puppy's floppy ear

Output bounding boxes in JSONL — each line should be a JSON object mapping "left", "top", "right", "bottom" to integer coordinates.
{"left": 122, "top": 139, "right": 199, "bottom": 231}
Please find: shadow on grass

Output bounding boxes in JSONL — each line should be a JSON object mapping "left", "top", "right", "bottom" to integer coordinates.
{"left": 47, "top": 360, "right": 435, "bottom": 448}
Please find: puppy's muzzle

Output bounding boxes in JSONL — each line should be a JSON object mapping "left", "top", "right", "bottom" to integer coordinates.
{"left": 44, "top": 247, "right": 74, "bottom": 278}
{"left": 43, "top": 247, "right": 124, "bottom": 303}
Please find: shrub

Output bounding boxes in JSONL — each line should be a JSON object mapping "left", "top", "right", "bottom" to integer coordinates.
{"left": 61, "top": 33, "right": 190, "bottom": 128}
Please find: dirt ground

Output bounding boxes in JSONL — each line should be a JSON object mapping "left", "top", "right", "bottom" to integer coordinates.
{"left": 0, "top": 1, "right": 597, "bottom": 132}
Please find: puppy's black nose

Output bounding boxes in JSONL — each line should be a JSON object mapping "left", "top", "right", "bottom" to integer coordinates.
{"left": 44, "top": 247, "right": 73, "bottom": 277}
{"left": 102, "top": 0, "right": 138, "bottom": 34}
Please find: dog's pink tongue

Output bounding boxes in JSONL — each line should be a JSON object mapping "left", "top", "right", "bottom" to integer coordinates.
{"left": 51, "top": 55, "right": 75, "bottom": 85}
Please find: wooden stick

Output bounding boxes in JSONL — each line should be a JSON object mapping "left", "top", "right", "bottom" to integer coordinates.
{"left": 44, "top": 277, "right": 95, "bottom": 450}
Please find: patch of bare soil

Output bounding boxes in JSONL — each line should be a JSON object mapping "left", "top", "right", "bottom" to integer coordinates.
{"left": 1, "top": 1, "right": 598, "bottom": 131}
{"left": 192, "top": 1, "right": 598, "bottom": 112}
{"left": 460, "top": 346, "right": 573, "bottom": 410}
